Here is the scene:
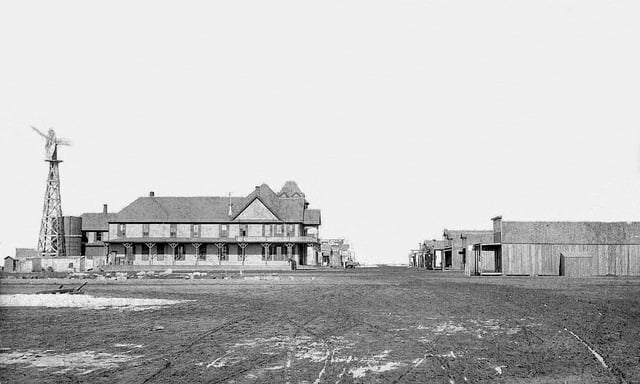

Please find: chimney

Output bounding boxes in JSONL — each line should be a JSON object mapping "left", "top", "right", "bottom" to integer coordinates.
{"left": 149, "top": 191, "right": 155, "bottom": 197}
{"left": 103, "top": 204, "right": 108, "bottom": 214}
{"left": 255, "top": 186, "right": 260, "bottom": 191}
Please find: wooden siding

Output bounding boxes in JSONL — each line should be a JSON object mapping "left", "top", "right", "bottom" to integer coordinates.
{"left": 560, "top": 253, "right": 592, "bottom": 277}
{"left": 502, "top": 244, "right": 640, "bottom": 276}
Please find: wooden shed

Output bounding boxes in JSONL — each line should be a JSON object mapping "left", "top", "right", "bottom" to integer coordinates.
{"left": 4, "top": 256, "right": 17, "bottom": 272}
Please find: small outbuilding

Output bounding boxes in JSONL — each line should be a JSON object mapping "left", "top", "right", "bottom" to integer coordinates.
{"left": 4, "top": 256, "right": 17, "bottom": 272}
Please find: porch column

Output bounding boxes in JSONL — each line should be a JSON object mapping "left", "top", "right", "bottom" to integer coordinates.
{"left": 169, "top": 243, "right": 178, "bottom": 265}
{"left": 238, "top": 243, "right": 248, "bottom": 266}
{"left": 285, "top": 243, "right": 294, "bottom": 263}
{"left": 215, "top": 243, "right": 225, "bottom": 265}
{"left": 145, "top": 242, "right": 155, "bottom": 266}
{"left": 123, "top": 243, "right": 132, "bottom": 265}
{"left": 192, "top": 243, "right": 202, "bottom": 266}
{"left": 261, "top": 243, "right": 271, "bottom": 265}
{"left": 102, "top": 243, "right": 109, "bottom": 266}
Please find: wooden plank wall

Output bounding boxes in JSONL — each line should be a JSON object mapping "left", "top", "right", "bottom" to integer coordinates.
{"left": 560, "top": 254, "right": 592, "bottom": 277}
{"left": 503, "top": 244, "right": 640, "bottom": 276}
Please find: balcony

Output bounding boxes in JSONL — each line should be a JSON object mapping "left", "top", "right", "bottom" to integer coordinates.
{"left": 235, "top": 235, "right": 319, "bottom": 243}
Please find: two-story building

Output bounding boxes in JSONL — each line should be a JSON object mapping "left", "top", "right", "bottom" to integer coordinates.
{"left": 80, "top": 204, "right": 116, "bottom": 265}
{"left": 105, "top": 182, "right": 321, "bottom": 268}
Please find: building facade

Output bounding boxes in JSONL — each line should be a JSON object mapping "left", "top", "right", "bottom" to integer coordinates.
{"left": 466, "top": 216, "right": 640, "bottom": 276}
{"left": 80, "top": 204, "right": 115, "bottom": 262}
{"left": 320, "top": 239, "right": 353, "bottom": 267}
{"left": 442, "top": 229, "right": 494, "bottom": 270}
{"left": 105, "top": 182, "right": 321, "bottom": 268}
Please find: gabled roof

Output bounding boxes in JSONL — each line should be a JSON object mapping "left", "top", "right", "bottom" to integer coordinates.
{"left": 278, "top": 181, "right": 305, "bottom": 198}
{"left": 115, "top": 183, "right": 315, "bottom": 224}
{"left": 81, "top": 212, "right": 117, "bottom": 231}
{"left": 234, "top": 198, "right": 280, "bottom": 221}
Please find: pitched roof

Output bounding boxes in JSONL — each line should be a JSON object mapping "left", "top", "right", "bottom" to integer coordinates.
{"left": 116, "top": 196, "right": 246, "bottom": 223}
{"left": 15, "top": 248, "right": 39, "bottom": 259}
{"left": 115, "top": 183, "right": 316, "bottom": 224}
{"left": 278, "top": 181, "right": 305, "bottom": 198}
{"left": 81, "top": 212, "right": 117, "bottom": 231}
{"left": 303, "top": 209, "right": 321, "bottom": 225}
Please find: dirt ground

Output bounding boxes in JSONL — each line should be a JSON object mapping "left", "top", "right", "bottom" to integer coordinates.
{"left": 1, "top": 267, "right": 639, "bottom": 383}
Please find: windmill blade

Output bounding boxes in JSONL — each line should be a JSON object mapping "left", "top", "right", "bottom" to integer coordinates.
{"left": 31, "top": 126, "right": 48, "bottom": 139}
{"left": 55, "top": 137, "right": 72, "bottom": 146}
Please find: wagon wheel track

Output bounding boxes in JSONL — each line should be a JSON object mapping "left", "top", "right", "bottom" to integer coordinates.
{"left": 140, "top": 315, "right": 249, "bottom": 384}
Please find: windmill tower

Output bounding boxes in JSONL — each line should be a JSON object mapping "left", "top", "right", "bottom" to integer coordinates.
{"left": 32, "top": 126, "right": 71, "bottom": 257}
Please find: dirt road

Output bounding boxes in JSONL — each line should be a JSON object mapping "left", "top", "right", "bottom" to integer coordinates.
{"left": 1, "top": 268, "right": 638, "bottom": 383}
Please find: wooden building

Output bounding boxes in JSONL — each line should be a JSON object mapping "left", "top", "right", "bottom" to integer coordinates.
{"left": 466, "top": 216, "right": 640, "bottom": 277}
{"left": 106, "top": 182, "right": 321, "bottom": 268}
{"left": 80, "top": 204, "right": 116, "bottom": 266}
{"left": 442, "top": 229, "right": 493, "bottom": 271}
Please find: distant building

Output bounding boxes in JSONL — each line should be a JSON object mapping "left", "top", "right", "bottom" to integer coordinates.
{"left": 320, "top": 239, "right": 352, "bottom": 267}
{"left": 105, "top": 182, "right": 321, "bottom": 268}
{"left": 442, "top": 229, "right": 493, "bottom": 270}
{"left": 467, "top": 216, "right": 640, "bottom": 276}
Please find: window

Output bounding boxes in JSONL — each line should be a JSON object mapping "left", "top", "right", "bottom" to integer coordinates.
{"left": 95, "top": 231, "right": 102, "bottom": 242}
{"left": 285, "top": 224, "right": 295, "bottom": 237}
{"left": 198, "top": 246, "right": 206, "bottom": 261}
{"left": 237, "top": 246, "right": 245, "bottom": 261}
{"left": 275, "top": 224, "right": 284, "bottom": 237}
{"left": 220, "top": 224, "right": 229, "bottom": 237}
{"left": 239, "top": 224, "right": 248, "bottom": 237}
{"left": 117, "top": 224, "right": 126, "bottom": 237}
{"left": 142, "top": 245, "right": 149, "bottom": 261}
{"left": 262, "top": 245, "right": 269, "bottom": 261}
{"left": 170, "top": 224, "right": 177, "bottom": 238}
{"left": 218, "top": 245, "right": 228, "bottom": 261}
{"left": 142, "top": 224, "right": 149, "bottom": 237}
{"left": 263, "top": 224, "right": 272, "bottom": 237}
{"left": 157, "top": 244, "right": 165, "bottom": 261}
{"left": 191, "top": 224, "right": 200, "bottom": 238}
{"left": 174, "top": 245, "right": 185, "bottom": 261}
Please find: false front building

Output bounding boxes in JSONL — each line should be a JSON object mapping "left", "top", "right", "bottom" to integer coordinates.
{"left": 106, "top": 182, "right": 321, "bottom": 268}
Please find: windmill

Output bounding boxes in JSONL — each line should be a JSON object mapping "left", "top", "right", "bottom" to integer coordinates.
{"left": 32, "top": 126, "right": 72, "bottom": 257}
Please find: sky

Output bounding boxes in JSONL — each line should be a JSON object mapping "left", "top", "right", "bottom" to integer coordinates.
{"left": 1, "top": 0, "right": 639, "bottom": 264}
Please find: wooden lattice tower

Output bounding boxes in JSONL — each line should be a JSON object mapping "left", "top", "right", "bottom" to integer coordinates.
{"left": 33, "top": 127, "right": 71, "bottom": 258}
